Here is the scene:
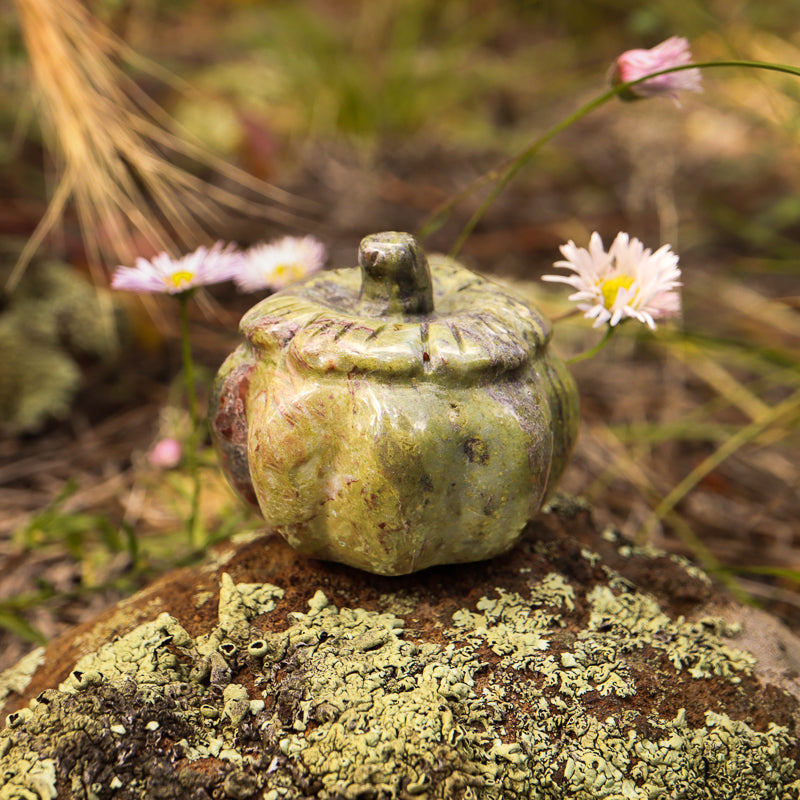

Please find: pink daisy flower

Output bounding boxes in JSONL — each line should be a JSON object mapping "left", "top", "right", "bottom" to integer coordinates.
{"left": 111, "top": 242, "right": 242, "bottom": 294}
{"left": 543, "top": 232, "right": 682, "bottom": 330}
{"left": 612, "top": 36, "right": 703, "bottom": 104}
{"left": 235, "top": 235, "right": 327, "bottom": 292}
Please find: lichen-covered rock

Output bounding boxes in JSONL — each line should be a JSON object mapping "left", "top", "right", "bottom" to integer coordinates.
{"left": 1, "top": 501, "right": 799, "bottom": 799}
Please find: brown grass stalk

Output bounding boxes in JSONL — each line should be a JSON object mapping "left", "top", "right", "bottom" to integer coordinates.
{"left": 10, "top": 0, "right": 313, "bottom": 290}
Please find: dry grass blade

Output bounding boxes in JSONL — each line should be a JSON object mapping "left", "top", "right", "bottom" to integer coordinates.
{"left": 642, "top": 386, "right": 800, "bottom": 537}
{"left": 10, "top": 0, "right": 314, "bottom": 290}
{"left": 670, "top": 342, "right": 770, "bottom": 422}
{"left": 721, "top": 283, "right": 800, "bottom": 340}
{"left": 578, "top": 422, "right": 761, "bottom": 600}
{"left": 579, "top": 422, "right": 738, "bottom": 580}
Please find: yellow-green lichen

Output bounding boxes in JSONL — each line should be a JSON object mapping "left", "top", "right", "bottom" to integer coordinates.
{"left": 451, "top": 574, "right": 575, "bottom": 668}
{"left": 0, "top": 750, "right": 57, "bottom": 800}
{"left": 617, "top": 542, "right": 713, "bottom": 586}
{"left": 59, "top": 614, "right": 194, "bottom": 692}
{"left": 0, "top": 568, "right": 797, "bottom": 800}
{"left": 584, "top": 585, "right": 756, "bottom": 681}
{"left": 270, "top": 590, "right": 493, "bottom": 796}
{"left": 194, "top": 572, "right": 284, "bottom": 655}
{"left": 0, "top": 647, "right": 45, "bottom": 708}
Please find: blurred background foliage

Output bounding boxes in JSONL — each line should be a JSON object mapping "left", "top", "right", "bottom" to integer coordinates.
{"left": 0, "top": 0, "right": 798, "bottom": 666}
{"left": 4, "top": 0, "right": 800, "bottom": 272}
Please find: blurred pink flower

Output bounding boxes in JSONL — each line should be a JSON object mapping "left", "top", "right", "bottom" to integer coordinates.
{"left": 543, "top": 232, "right": 682, "bottom": 329}
{"left": 111, "top": 242, "right": 242, "bottom": 294}
{"left": 149, "top": 437, "right": 182, "bottom": 469}
{"left": 235, "top": 235, "right": 327, "bottom": 292}
{"left": 612, "top": 36, "right": 702, "bottom": 104}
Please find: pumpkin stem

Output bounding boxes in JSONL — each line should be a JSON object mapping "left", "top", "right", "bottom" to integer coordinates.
{"left": 358, "top": 232, "right": 434, "bottom": 317}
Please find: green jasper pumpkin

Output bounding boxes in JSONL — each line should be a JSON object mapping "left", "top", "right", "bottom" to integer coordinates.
{"left": 211, "top": 232, "right": 579, "bottom": 575}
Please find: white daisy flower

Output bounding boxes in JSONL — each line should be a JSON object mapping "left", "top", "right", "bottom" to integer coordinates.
{"left": 235, "top": 235, "right": 327, "bottom": 292}
{"left": 111, "top": 242, "right": 242, "bottom": 294}
{"left": 543, "top": 232, "right": 682, "bottom": 329}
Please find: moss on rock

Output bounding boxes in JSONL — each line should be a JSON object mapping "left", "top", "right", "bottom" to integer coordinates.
{"left": 0, "top": 260, "right": 125, "bottom": 434}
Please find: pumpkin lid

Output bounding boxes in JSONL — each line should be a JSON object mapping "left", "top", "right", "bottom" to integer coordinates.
{"left": 240, "top": 232, "right": 552, "bottom": 381}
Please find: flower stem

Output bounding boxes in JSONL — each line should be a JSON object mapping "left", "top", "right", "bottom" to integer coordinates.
{"left": 178, "top": 292, "right": 202, "bottom": 550}
{"left": 416, "top": 86, "right": 617, "bottom": 246}
{"left": 417, "top": 58, "right": 800, "bottom": 257}
{"left": 445, "top": 89, "right": 619, "bottom": 259}
{"left": 568, "top": 325, "right": 617, "bottom": 365}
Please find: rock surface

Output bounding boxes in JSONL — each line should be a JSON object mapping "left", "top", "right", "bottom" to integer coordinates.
{"left": 1, "top": 498, "right": 799, "bottom": 799}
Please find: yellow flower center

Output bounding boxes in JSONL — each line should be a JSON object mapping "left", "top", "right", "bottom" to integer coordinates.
{"left": 274, "top": 262, "right": 298, "bottom": 277}
{"left": 272, "top": 262, "right": 306, "bottom": 287}
{"left": 166, "top": 270, "right": 194, "bottom": 289}
{"left": 600, "top": 274, "right": 635, "bottom": 308}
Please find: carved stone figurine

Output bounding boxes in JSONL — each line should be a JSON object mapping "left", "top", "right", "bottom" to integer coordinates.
{"left": 211, "top": 232, "right": 579, "bottom": 574}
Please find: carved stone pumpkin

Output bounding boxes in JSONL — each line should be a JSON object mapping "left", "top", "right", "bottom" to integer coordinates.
{"left": 211, "top": 232, "right": 578, "bottom": 575}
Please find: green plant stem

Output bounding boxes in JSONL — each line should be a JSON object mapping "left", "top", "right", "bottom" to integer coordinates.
{"left": 416, "top": 86, "right": 617, "bottom": 245}
{"left": 447, "top": 89, "right": 618, "bottom": 258}
{"left": 417, "top": 59, "right": 800, "bottom": 256}
{"left": 568, "top": 325, "right": 617, "bottom": 365}
{"left": 178, "top": 292, "right": 202, "bottom": 550}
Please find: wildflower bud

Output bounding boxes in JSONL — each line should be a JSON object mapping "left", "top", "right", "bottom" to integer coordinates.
{"left": 149, "top": 437, "right": 182, "bottom": 469}
{"left": 611, "top": 36, "right": 702, "bottom": 104}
